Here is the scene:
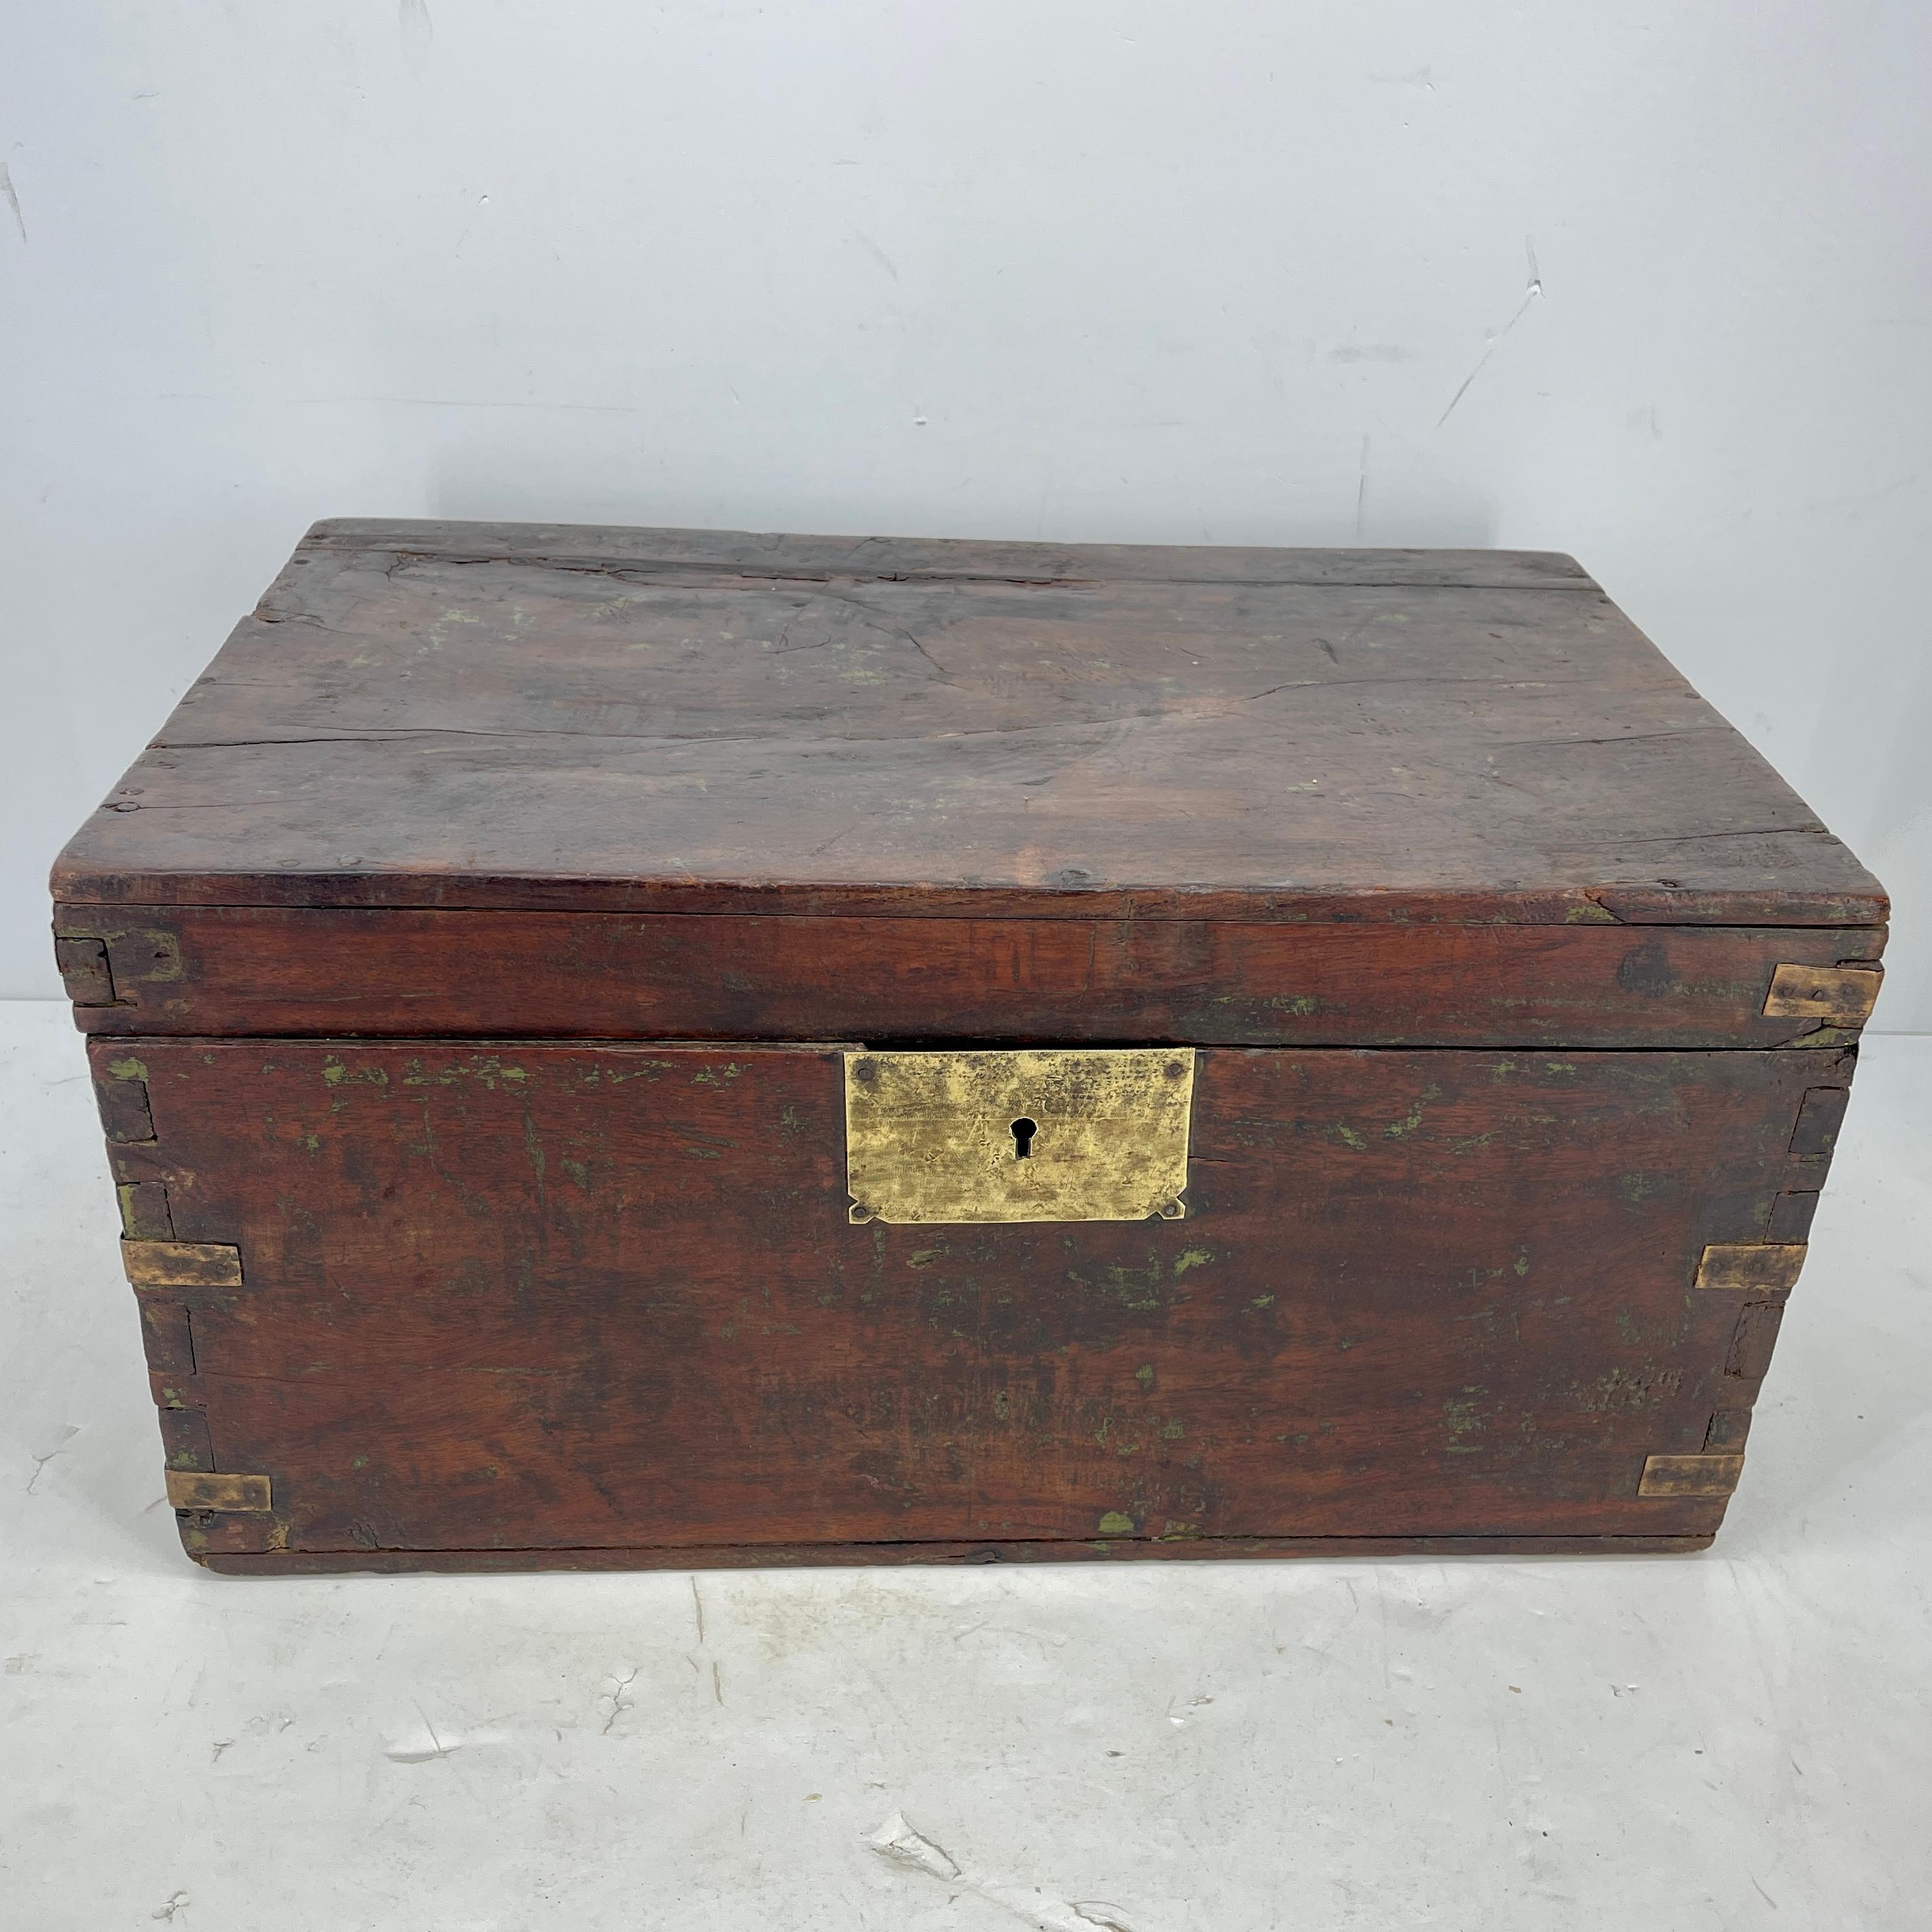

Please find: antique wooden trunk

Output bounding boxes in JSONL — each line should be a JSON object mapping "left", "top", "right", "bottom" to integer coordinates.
{"left": 50, "top": 520, "right": 1886, "bottom": 1574}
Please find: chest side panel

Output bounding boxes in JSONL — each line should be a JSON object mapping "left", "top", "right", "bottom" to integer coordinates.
{"left": 95, "top": 1038, "right": 1852, "bottom": 1563}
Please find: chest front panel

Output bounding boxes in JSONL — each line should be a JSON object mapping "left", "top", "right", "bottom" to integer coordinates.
{"left": 100, "top": 1037, "right": 1845, "bottom": 1565}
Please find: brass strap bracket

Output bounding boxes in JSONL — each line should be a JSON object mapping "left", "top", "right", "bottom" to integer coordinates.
{"left": 1638, "top": 1453, "right": 1744, "bottom": 1499}
{"left": 1694, "top": 1243, "right": 1806, "bottom": 1293}
{"left": 122, "top": 1239, "right": 244, "bottom": 1288}
{"left": 166, "top": 1471, "right": 273, "bottom": 1512}
{"left": 1763, "top": 963, "right": 1880, "bottom": 1024}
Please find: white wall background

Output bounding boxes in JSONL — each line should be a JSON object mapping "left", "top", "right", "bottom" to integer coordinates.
{"left": 5, "top": 3, "right": 1928, "bottom": 1018}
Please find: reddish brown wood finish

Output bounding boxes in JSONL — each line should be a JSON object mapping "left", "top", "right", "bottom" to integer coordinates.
{"left": 101, "top": 1037, "right": 1849, "bottom": 1569}
{"left": 200, "top": 1533, "right": 1714, "bottom": 1576}
{"left": 52, "top": 521, "right": 1884, "bottom": 931}
{"left": 52, "top": 524, "right": 1886, "bottom": 1571}
{"left": 56, "top": 904, "right": 1885, "bottom": 1048}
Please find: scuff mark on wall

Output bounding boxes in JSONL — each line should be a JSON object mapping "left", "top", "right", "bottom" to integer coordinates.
{"left": 1, "top": 162, "right": 26, "bottom": 243}
{"left": 852, "top": 231, "right": 899, "bottom": 282}
{"left": 398, "top": 0, "right": 434, "bottom": 80}
{"left": 1438, "top": 236, "right": 1544, "bottom": 426}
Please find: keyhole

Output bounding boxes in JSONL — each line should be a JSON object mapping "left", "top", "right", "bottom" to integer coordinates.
{"left": 1010, "top": 1117, "right": 1038, "bottom": 1160}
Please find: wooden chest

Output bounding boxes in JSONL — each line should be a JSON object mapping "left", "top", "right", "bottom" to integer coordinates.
{"left": 50, "top": 521, "right": 1886, "bottom": 1574}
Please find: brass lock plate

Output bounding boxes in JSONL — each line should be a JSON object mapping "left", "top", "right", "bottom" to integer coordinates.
{"left": 844, "top": 1048, "right": 1195, "bottom": 1225}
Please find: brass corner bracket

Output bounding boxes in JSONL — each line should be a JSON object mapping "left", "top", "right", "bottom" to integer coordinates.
{"left": 166, "top": 1470, "right": 273, "bottom": 1512}
{"left": 1763, "top": 964, "right": 1880, "bottom": 1024}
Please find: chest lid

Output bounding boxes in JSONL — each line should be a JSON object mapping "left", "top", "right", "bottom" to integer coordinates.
{"left": 52, "top": 521, "right": 1884, "bottom": 1049}
{"left": 56, "top": 518, "right": 1880, "bottom": 928}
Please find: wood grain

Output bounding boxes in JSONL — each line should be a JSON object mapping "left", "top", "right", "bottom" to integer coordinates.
{"left": 51, "top": 524, "right": 1884, "bottom": 1573}
{"left": 199, "top": 1531, "right": 1717, "bottom": 1575}
{"left": 297, "top": 517, "right": 1601, "bottom": 589}
{"left": 52, "top": 521, "right": 1885, "bottom": 929}
{"left": 54, "top": 905, "right": 1887, "bottom": 1049}
{"left": 100, "top": 1035, "right": 1851, "bottom": 1567}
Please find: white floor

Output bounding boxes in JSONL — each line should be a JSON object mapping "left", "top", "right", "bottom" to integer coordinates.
{"left": 1, "top": 1000, "right": 1927, "bottom": 1932}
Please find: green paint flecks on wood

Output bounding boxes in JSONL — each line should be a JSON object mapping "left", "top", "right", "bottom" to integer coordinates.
{"left": 107, "top": 1056, "right": 149, "bottom": 1083}
{"left": 1335, "top": 1124, "right": 1367, "bottom": 1151}
{"left": 322, "top": 1058, "right": 388, "bottom": 1089}
{"left": 1444, "top": 1394, "right": 1486, "bottom": 1451}
{"left": 1572, "top": 1362, "right": 1685, "bottom": 1413}
{"left": 1384, "top": 1083, "right": 1441, "bottom": 1139}
{"left": 1174, "top": 1248, "right": 1214, "bottom": 1276}
{"left": 400, "top": 1057, "right": 530, "bottom": 1091}
{"left": 1096, "top": 1511, "right": 1136, "bottom": 1536}
{"left": 1266, "top": 995, "right": 1320, "bottom": 1016}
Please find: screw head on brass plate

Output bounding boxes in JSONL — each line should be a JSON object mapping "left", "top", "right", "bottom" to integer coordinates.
{"left": 844, "top": 1048, "right": 1195, "bottom": 1225}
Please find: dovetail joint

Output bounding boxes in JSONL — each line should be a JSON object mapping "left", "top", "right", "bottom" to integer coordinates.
{"left": 54, "top": 935, "right": 117, "bottom": 1007}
